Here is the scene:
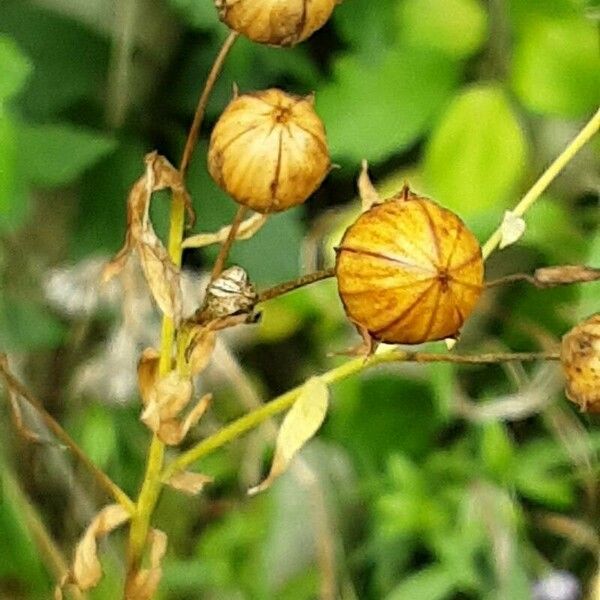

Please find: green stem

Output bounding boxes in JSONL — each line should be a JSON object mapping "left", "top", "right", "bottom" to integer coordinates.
{"left": 124, "top": 32, "right": 239, "bottom": 590}
{"left": 162, "top": 349, "right": 559, "bottom": 479}
{"left": 482, "top": 107, "right": 600, "bottom": 260}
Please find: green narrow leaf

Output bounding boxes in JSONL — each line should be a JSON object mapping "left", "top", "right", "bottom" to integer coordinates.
{"left": 511, "top": 17, "right": 600, "bottom": 118}
{"left": 0, "top": 34, "right": 32, "bottom": 102}
{"left": 423, "top": 84, "right": 528, "bottom": 216}
{"left": 17, "top": 122, "right": 117, "bottom": 187}
{"left": 317, "top": 47, "right": 459, "bottom": 162}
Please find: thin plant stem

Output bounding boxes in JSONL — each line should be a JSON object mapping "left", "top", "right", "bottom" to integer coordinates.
{"left": 163, "top": 349, "right": 559, "bottom": 479}
{"left": 482, "top": 107, "right": 600, "bottom": 260}
{"left": 211, "top": 205, "right": 247, "bottom": 281}
{"left": 0, "top": 356, "right": 135, "bottom": 514}
{"left": 125, "top": 31, "right": 239, "bottom": 586}
{"left": 179, "top": 31, "right": 239, "bottom": 177}
{"left": 257, "top": 262, "right": 600, "bottom": 304}
{"left": 258, "top": 267, "right": 336, "bottom": 303}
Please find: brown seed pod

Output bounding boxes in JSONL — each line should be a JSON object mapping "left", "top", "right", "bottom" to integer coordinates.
{"left": 214, "top": 0, "right": 340, "bottom": 46}
{"left": 335, "top": 186, "right": 484, "bottom": 345}
{"left": 561, "top": 314, "right": 600, "bottom": 412}
{"left": 208, "top": 88, "right": 330, "bottom": 214}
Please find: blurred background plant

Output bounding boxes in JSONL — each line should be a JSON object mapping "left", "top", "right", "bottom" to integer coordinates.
{"left": 0, "top": 0, "right": 598, "bottom": 598}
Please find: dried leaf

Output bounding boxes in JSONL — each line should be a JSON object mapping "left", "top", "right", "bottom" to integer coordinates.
{"left": 358, "top": 160, "right": 381, "bottom": 212}
{"left": 141, "top": 371, "right": 193, "bottom": 435}
{"left": 102, "top": 152, "right": 188, "bottom": 321}
{"left": 182, "top": 213, "right": 268, "bottom": 249}
{"left": 72, "top": 504, "right": 130, "bottom": 590}
{"left": 137, "top": 348, "right": 160, "bottom": 407}
{"left": 138, "top": 233, "right": 182, "bottom": 321}
{"left": 156, "top": 393, "right": 212, "bottom": 446}
{"left": 248, "top": 377, "right": 329, "bottom": 496}
{"left": 166, "top": 471, "right": 214, "bottom": 495}
{"left": 535, "top": 265, "right": 600, "bottom": 286}
{"left": 499, "top": 210, "right": 526, "bottom": 249}
{"left": 444, "top": 337, "right": 458, "bottom": 351}
{"left": 124, "top": 529, "right": 168, "bottom": 600}
{"left": 183, "top": 326, "right": 216, "bottom": 377}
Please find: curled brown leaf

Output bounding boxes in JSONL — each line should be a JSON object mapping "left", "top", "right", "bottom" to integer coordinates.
{"left": 124, "top": 529, "right": 168, "bottom": 600}
{"left": 57, "top": 504, "right": 130, "bottom": 596}
{"left": 102, "top": 152, "right": 192, "bottom": 321}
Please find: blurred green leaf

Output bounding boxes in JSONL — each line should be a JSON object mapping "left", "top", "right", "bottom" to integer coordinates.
{"left": 386, "top": 565, "right": 457, "bottom": 600}
{"left": 317, "top": 46, "right": 459, "bottom": 162}
{"left": 423, "top": 84, "right": 528, "bottom": 215}
{"left": 0, "top": 470, "right": 50, "bottom": 597}
{"left": 166, "top": 0, "right": 221, "bottom": 30}
{"left": 0, "top": 109, "right": 18, "bottom": 216}
{"left": 333, "top": 0, "right": 398, "bottom": 55}
{"left": 0, "top": 295, "right": 65, "bottom": 351}
{"left": 514, "top": 439, "right": 576, "bottom": 508}
{"left": 0, "top": 1, "right": 109, "bottom": 118}
{"left": 73, "top": 137, "right": 145, "bottom": 259}
{"left": 511, "top": 17, "right": 600, "bottom": 118}
{"left": 18, "top": 122, "right": 116, "bottom": 187}
{"left": 75, "top": 404, "right": 118, "bottom": 471}
{"left": 509, "top": 0, "right": 588, "bottom": 33}
{"left": 522, "top": 198, "right": 587, "bottom": 262}
{"left": 0, "top": 35, "right": 32, "bottom": 103}
{"left": 329, "top": 375, "right": 440, "bottom": 470}
{"left": 480, "top": 421, "right": 515, "bottom": 483}
{"left": 397, "top": 0, "right": 488, "bottom": 59}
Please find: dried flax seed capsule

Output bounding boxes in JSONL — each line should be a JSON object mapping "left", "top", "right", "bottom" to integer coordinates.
{"left": 335, "top": 186, "right": 484, "bottom": 345}
{"left": 214, "top": 0, "right": 340, "bottom": 46}
{"left": 561, "top": 314, "right": 600, "bottom": 412}
{"left": 208, "top": 88, "right": 330, "bottom": 214}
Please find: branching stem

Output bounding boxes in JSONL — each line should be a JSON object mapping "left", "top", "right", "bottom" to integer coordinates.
{"left": 482, "top": 107, "right": 600, "bottom": 260}
{"left": 162, "top": 349, "right": 559, "bottom": 479}
{"left": 125, "top": 31, "right": 239, "bottom": 591}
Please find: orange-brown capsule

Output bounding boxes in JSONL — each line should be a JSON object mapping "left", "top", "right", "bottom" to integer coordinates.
{"left": 214, "top": 0, "right": 340, "bottom": 46}
{"left": 561, "top": 314, "right": 600, "bottom": 412}
{"left": 208, "top": 88, "right": 330, "bottom": 214}
{"left": 335, "top": 187, "right": 484, "bottom": 345}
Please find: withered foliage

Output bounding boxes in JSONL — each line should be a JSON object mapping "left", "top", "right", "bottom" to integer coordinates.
{"left": 103, "top": 152, "right": 195, "bottom": 323}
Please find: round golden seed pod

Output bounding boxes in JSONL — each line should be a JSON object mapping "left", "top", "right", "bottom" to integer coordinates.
{"left": 208, "top": 88, "right": 330, "bottom": 214}
{"left": 561, "top": 313, "right": 600, "bottom": 412}
{"left": 335, "top": 187, "right": 484, "bottom": 345}
{"left": 214, "top": 0, "right": 339, "bottom": 46}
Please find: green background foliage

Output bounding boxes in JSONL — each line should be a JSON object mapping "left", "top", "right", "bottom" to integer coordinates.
{"left": 0, "top": 0, "right": 598, "bottom": 598}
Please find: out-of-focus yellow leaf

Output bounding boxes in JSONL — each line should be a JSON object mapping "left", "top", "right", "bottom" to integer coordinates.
{"left": 248, "top": 377, "right": 329, "bottom": 495}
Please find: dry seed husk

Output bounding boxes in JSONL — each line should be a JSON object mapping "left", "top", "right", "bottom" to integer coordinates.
{"left": 215, "top": 0, "right": 339, "bottom": 46}
{"left": 561, "top": 314, "right": 600, "bottom": 412}
{"left": 208, "top": 89, "right": 330, "bottom": 214}
{"left": 335, "top": 189, "right": 484, "bottom": 344}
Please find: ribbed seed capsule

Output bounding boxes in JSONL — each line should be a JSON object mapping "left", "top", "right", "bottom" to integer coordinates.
{"left": 214, "top": 0, "right": 340, "bottom": 46}
{"left": 208, "top": 88, "right": 330, "bottom": 214}
{"left": 335, "top": 187, "right": 484, "bottom": 345}
{"left": 561, "top": 314, "right": 600, "bottom": 412}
